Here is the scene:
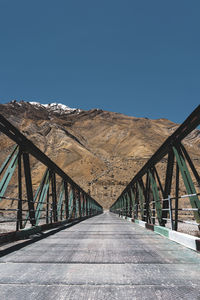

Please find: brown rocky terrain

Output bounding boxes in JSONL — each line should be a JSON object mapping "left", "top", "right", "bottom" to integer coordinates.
{"left": 0, "top": 100, "right": 200, "bottom": 209}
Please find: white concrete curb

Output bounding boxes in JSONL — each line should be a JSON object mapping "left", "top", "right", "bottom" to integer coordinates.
{"left": 169, "top": 230, "right": 200, "bottom": 251}
{"left": 117, "top": 214, "right": 200, "bottom": 252}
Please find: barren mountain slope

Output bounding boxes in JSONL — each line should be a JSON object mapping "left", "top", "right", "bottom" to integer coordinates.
{"left": 0, "top": 101, "right": 199, "bottom": 209}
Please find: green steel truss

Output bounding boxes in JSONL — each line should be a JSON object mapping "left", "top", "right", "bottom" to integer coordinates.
{"left": 110, "top": 106, "right": 200, "bottom": 230}
{"left": 0, "top": 114, "right": 103, "bottom": 233}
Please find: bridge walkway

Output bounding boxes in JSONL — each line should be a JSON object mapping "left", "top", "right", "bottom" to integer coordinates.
{"left": 0, "top": 212, "right": 200, "bottom": 299}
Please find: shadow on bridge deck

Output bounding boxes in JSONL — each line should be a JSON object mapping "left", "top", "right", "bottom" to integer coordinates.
{"left": 0, "top": 212, "right": 200, "bottom": 299}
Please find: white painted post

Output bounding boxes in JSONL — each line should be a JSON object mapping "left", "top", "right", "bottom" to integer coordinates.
{"left": 168, "top": 195, "right": 174, "bottom": 230}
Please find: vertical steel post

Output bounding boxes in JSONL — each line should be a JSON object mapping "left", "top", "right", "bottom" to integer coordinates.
{"left": 123, "top": 195, "right": 125, "bottom": 216}
{"left": 152, "top": 194, "right": 155, "bottom": 225}
{"left": 135, "top": 184, "right": 139, "bottom": 219}
{"left": 83, "top": 194, "right": 86, "bottom": 216}
{"left": 51, "top": 172, "right": 57, "bottom": 222}
{"left": 162, "top": 151, "right": 174, "bottom": 222}
{"left": 46, "top": 186, "right": 49, "bottom": 224}
{"left": 128, "top": 190, "right": 132, "bottom": 217}
{"left": 78, "top": 190, "right": 81, "bottom": 218}
{"left": 174, "top": 162, "right": 179, "bottom": 231}
{"left": 23, "top": 152, "right": 36, "bottom": 226}
{"left": 137, "top": 181, "right": 145, "bottom": 221}
{"left": 16, "top": 150, "right": 22, "bottom": 230}
{"left": 130, "top": 187, "right": 135, "bottom": 219}
{"left": 64, "top": 181, "right": 69, "bottom": 219}
{"left": 168, "top": 195, "right": 174, "bottom": 230}
{"left": 149, "top": 169, "right": 162, "bottom": 225}
{"left": 81, "top": 193, "right": 84, "bottom": 216}
{"left": 145, "top": 173, "right": 151, "bottom": 223}
{"left": 85, "top": 197, "right": 88, "bottom": 216}
{"left": 125, "top": 193, "right": 128, "bottom": 217}
{"left": 72, "top": 186, "right": 76, "bottom": 219}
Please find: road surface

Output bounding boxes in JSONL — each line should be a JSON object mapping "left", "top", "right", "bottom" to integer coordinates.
{"left": 0, "top": 212, "right": 200, "bottom": 299}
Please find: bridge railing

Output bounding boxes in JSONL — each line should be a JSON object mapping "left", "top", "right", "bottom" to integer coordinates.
{"left": 0, "top": 114, "right": 103, "bottom": 236}
{"left": 110, "top": 105, "right": 200, "bottom": 235}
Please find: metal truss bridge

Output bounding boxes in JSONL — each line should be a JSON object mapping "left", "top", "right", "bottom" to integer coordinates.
{"left": 0, "top": 106, "right": 200, "bottom": 299}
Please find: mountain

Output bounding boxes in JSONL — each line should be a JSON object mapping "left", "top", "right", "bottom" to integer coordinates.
{"left": 0, "top": 100, "right": 199, "bottom": 209}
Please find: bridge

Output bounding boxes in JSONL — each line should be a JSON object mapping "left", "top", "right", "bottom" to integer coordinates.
{"left": 0, "top": 106, "right": 200, "bottom": 299}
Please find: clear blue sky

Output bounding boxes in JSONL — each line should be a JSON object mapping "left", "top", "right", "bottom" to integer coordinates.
{"left": 0, "top": 0, "right": 199, "bottom": 123}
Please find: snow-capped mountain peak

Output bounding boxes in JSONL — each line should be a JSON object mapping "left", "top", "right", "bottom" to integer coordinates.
{"left": 29, "top": 101, "right": 79, "bottom": 114}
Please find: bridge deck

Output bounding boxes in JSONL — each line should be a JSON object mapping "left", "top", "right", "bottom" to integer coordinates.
{"left": 0, "top": 212, "right": 200, "bottom": 299}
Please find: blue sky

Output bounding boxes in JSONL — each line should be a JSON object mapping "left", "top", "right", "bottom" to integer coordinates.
{"left": 0, "top": 0, "right": 199, "bottom": 123}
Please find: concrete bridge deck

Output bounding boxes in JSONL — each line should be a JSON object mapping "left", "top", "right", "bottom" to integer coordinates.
{"left": 0, "top": 212, "right": 200, "bottom": 299}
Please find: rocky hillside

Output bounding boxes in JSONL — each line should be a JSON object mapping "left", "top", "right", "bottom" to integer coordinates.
{"left": 0, "top": 101, "right": 199, "bottom": 209}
